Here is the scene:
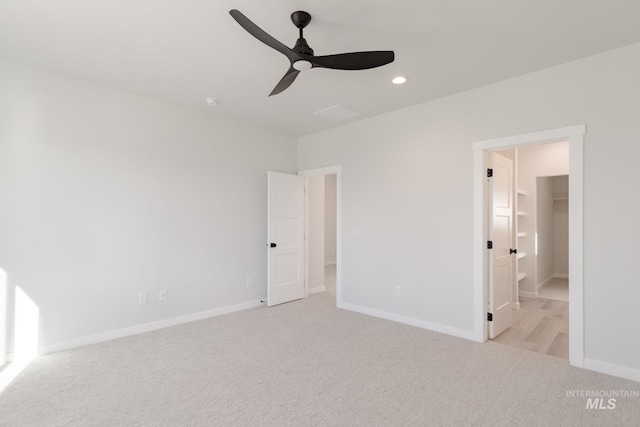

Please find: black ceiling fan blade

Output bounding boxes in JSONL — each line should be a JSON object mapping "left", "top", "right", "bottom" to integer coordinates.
{"left": 269, "top": 67, "right": 300, "bottom": 96}
{"left": 311, "top": 51, "right": 395, "bottom": 70}
{"left": 229, "top": 9, "right": 299, "bottom": 63}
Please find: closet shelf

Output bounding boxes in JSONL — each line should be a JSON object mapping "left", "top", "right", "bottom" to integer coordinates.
{"left": 552, "top": 197, "right": 569, "bottom": 202}
{"left": 517, "top": 211, "right": 527, "bottom": 216}
{"left": 517, "top": 252, "right": 526, "bottom": 259}
{"left": 517, "top": 189, "right": 528, "bottom": 196}
{"left": 517, "top": 272, "right": 527, "bottom": 281}
{"left": 517, "top": 232, "right": 527, "bottom": 238}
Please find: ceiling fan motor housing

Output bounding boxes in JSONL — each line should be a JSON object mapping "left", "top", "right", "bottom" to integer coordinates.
{"left": 294, "top": 38, "right": 314, "bottom": 56}
{"left": 291, "top": 11, "right": 314, "bottom": 56}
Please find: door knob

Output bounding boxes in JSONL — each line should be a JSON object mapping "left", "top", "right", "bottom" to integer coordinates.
{"left": 510, "top": 248, "right": 518, "bottom": 254}
{"left": 270, "top": 243, "right": 277, "bottom": 248}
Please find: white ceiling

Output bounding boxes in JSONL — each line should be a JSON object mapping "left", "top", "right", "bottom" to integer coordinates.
{"left": 2, "top": 0, "right": 640, "bottom": 137}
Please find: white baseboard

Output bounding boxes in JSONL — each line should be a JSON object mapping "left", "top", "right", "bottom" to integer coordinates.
{"left": 324, "top": 261, "right": 336, "bottom": 267}
{"left": 519, "top": 290, "right": 538, "bottom": 298}
{"left": 308, "top": 286, "right": 326, "bottom": 295}
{"left": 554, "top": 273, "right": 569, "bottom": 279}
{"left": 537, "top": 275, "right": 554, "bottom": 291}
{"left": 41, "top": 300, "right": 264, "bottom": 355}
{"left": 338, "top": 301, "right": 479, "bottom": 342}
{"left": 584, "top": 358, "right": 640, "bottom": 383}
{"left": 511, "top": 302, "right": 520, "bottom": 310}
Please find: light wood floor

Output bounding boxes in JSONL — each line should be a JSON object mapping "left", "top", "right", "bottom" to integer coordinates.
{"left": 492, "top": 297, "right": 569, "bottom": 360}
{"left": 538, "top": 278, "right": 569, "bottom": 301}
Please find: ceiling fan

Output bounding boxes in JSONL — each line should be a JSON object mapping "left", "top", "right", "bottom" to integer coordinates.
{"left": 229, "top": 9, "right": 395, "bottom": 96}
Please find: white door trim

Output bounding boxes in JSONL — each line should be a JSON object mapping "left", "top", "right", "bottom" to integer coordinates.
{"left": 472, "top": 125, "right": 585, "bottom": 368}
{"left": 298, "top": 166, "right": 342, "bottom": 307}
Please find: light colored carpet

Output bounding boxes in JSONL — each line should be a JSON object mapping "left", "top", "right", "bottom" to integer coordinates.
{"left": 0, "top": 293, "right": 638, "bottom": 426}
{"left": 538, "top": 278, "right": 569, "bottom": 302}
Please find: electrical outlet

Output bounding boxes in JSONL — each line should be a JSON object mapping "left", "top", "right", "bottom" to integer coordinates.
{"left": 395, "top": 286, "right": 401, "bottom": 297}
{"left": 159, "top": 290, "right": 167, "bottom": 301}
{"left": 246, "top": 276, "right": 252, "bottom": 287}
{"left": 138, "top": 292, "right": 147, "bottom": 304}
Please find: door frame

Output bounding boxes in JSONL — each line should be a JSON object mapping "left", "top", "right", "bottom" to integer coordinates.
{"left": 298, "top": 165, "right": 342, "bottom": 306}
{"left": 472, "top": 125, "right": 585, "bottom": 368}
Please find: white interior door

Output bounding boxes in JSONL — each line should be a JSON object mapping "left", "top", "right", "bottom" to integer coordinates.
{"left": 267, "top": 171, "right": 305, "bottom": 306}
{"left": 488, "top": 153, "right": 515, "bottom": 338}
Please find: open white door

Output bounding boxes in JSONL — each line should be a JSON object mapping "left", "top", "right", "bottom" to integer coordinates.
{"left": 488, "top": 153, "right": 515, "bottom": 338}
{"left": 267, "top": 171, "right": 305, "bottom": 306}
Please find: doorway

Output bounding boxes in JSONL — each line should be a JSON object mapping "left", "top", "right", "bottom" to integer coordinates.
{"left": 488, "top": 145, "right": 570, "bottom": 358}
{"left": 298, "top": 166, "right": 342, "bottom": 306}
{"left": 306, "top": 174, "right": 337, "bottom": 301}
{"left": 472, "top": 125, "right": 585, "bottom": 368}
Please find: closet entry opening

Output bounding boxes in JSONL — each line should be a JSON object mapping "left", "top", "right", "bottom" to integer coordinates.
{"left": 486, "top": 142, "right": 571, "bottom": 360}
{"left": 298, "top": 166, "right": 342, "bottom": 307}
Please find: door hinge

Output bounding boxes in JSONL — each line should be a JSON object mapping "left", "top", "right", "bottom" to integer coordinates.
{"left": 487, "top": 313, "right": 493, "bottom": 322}
{"left": 487, "top": 240, "right": 493, "bottom": 249}
{"left": 487, "top": 168, "right": 493, "bottom": 178}
{"left": 510, "top": 248, "right": 518, "bottom": 254}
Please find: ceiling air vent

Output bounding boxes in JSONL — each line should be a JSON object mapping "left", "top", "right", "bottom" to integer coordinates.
{"left": 313, "top": 104, "right": 360, "bottom": 122}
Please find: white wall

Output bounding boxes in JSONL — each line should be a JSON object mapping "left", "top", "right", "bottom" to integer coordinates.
{"left": 307, "top": 175, "right": 325, "bottom": 291}
{"left": 535, "top": 176, "right": 556, "bottom": 290}
{"left": 297, "top": 42, "right": 640, "bottom": 376}
{"left": 0, "top": 60, "right": 297, "bottom": 352}
{"left": 496, "top": 148, "right": 515, "bottom": 162}
{"left": 324, "top": 174, "right": 337, "bottom": 265}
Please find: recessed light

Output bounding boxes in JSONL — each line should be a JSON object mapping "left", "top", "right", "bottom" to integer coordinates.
{"left": 206, "top": 98, "right": 218, "bottom": 106}
{"left": 392, "top": 76, "right": 407, "bottom": 85}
